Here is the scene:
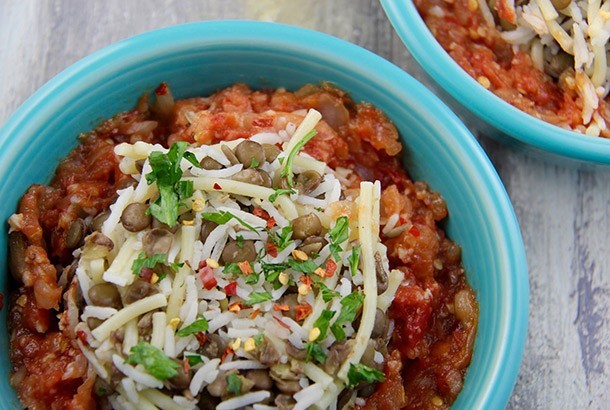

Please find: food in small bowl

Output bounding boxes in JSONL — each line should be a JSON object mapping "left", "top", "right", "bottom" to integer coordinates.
{"left": 8, "top": 82, "right": 478, "bottom": 409}
{"left": 0, "top": 21, "right": 527, "bottom": 410}
{"left": 381, "top": 0, "right": 610, "bottom": 164}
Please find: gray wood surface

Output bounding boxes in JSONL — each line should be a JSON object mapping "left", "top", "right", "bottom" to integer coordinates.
{"left": 1, "top": 1, "right": 608, "bottom": 409}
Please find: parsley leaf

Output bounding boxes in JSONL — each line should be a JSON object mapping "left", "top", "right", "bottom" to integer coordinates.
{"left": 329, "top": 216, "right": 350, "bottom": 260}
{"left": 131, "top": 252, "right": 167, "bottom": 275}
{"left": 330, "top": 292, "right": 364, "bottom": 342}
{"left": 185, "top": 354, "right": 204, "bottom": 366}
{"left": 253, "top": 334, "right": 265, "bottom": 346}
{"left": 288, "top": 258, "right": 318, "bottom": 274}
{"left": 280, "top": 129, "right": 318, "bottom": 187}
{"left": 146, "top": 142, "right": 197, "bottom": 227}
{"left": 223, "top": 263, "right": 243, "bottom": 276}
{"left": 126, "top": 342, "right": 179, "bottom": 380}
{"left": 245, "top": 272, "right": 260, "bottom": 285}
{"left": 305, "top": 342, "right": 327, "bottom": 364}
{"left": 269, "top": 188, "right": 296, "bottom": 203}
{"left": 249, "top": 158, "right": 260, "bottom": 169}
{"left": 201, "top": 210, "right": 258, "bottom": 232}
{"left": 244, "top": 291, "right": 273, "bottom": 306}
{"left": 348, "top": 245, "right": 361, "bottom": 276}
{"left": 347, "top": 363, "right": 386, "bottom": 388}
{"left": 226, "top": 373, "right": 242, "bottom": 395}
{"left": 176, "top": 317, "right": 209, "bottom": 337}
{"left": 269, "top": 226, "right": 293, "bottom": 250}
{"left": 313, "top": 309, "right": 336, "bottom": 341}
{"left": 318, "top": 282, "right": 340, "bottom": 303}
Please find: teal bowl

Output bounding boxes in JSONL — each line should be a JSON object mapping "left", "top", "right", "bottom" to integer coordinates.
{"left": 381, "top": 0, "right": 610, "bottom": 167}
{"left": 0, "top": 21, "right": 528, "bottom": 409}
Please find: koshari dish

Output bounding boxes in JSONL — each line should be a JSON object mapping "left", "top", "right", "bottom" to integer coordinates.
{"left": 7, "top": 83, "right": 478, "bottom": 409}
{"left": 416, "top": 0, "right": 610, "bottom": 137}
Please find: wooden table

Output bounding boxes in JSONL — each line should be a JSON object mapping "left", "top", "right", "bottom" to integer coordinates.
{"left": 1, "top": 1, "right": 607, "bottom": 408}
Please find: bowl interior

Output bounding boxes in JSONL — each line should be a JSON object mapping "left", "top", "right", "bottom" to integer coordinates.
{"left": 380, "top": 0, "right": 610, "bottom": 166}
{"left": 0, "top": 21, "right": 528, "bottom": 409}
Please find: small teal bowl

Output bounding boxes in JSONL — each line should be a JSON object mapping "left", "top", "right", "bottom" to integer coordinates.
{"left": 0, "top": 21, "right": 527, "bottom": 409}
{"left": 381, "top": 0, "right": 610, "bottom": 166}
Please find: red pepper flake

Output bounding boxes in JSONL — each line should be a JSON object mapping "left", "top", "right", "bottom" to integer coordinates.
{"left": 399, "top": 216, "right": 408, "bottom": 225}
{"left": 266, "top": 217, "right": 276, "bottom": 229}
{"left": 250, "top": 309, "right": 261, "bottom": 319}
{"left": 273, "top": 304, "right": 290, "bottom": 312}
{"left": 266, "top": 242, "right": 278, "bottom": 258}
{"left": 140, "top": 267, "right": 154, "bottom": 283}
{"left": 295, "top": 302, "right": 313, "bottom": 321}
{"left": 224, "top": 281, "right": 238, "bottom": 296}
{"left": 273, "top": 315, "right": 291, "bottom": 329}
{"left": 325, "top": 259, "right": 337, "bottom": 277}
{"left": 155, "top": 82, "right": 168, "bottom": 95}
{"left": 253, "top": 208, "right": 270, "bottom": 219}
{"left": 199, "top": 265, "right": 218, "bottom": 290}
{"left": 409, "top": 225, "right": 420, "bottom": 238}
{"left": 198, "top": 260, "right": 207, "bottom": 270}
{"left": 221, "top": 347, "right": 234, "bottom": 363}
{"left": 213, "top": 183, "right": 222, "bottom": 190}
{"left": 76, "top": 330, "right": 89, "bottom": 346}
{"left": 196, "top": 332, "right": 207, "bottom": 346}
{"left": 237, "top": 261, "right": 254, "bottom": 275}
{"left": 182, "top": 357, "right": 190, "bottom": 374}
{"left": 299, "top": 275, "right": 312, "bottom": 287}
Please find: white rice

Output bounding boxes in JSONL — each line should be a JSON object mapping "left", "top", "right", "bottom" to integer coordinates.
{"left": 216, "top": 391, "right": 271, "bottom": 410}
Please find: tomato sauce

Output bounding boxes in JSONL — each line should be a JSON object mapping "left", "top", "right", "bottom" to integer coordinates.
{"left": 8, "top": 83, "right": 477, "bottom": 409}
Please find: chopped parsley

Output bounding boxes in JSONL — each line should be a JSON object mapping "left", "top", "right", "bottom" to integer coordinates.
{"left": 317, "top": 282, "right": 340, "bottom": 303}
{"left": 131, "top": 252, "right": 167, "bottom": 275}
{"left": 305, "top": 342, "right": 327, "bottom": 364}
{"left": 126, "top": 342, "right": 179, "bottom": 380}
{"left": 185, "top": 354, "right": 204, "bottom": 366}
{"left": 331, "top": 292, "right": 364, "bottom": 341}
{"left": 346, "top": 363, "right": 386, "bottom": 388}
{"left": 236, "top": 235, "right": 244, "bottom": 248}
{"left": 226, "top": 373, "right": 242, "bottom": 396}
{"left": 348, "top": 245, "right": 361, "bottom": 276}
{"left": 201, "top": 210, "right": 258, "bottom": 233}
{"left": 146, "top": 142, "right": 200, "bottom": 227}
{"left": 244, "top": 271, "right": 260, "bottom": 285}
{"left": 313, "top": 309, "right": 336, "bottom": 341}
{"left": 329, "top": 216, "right": 349, "bottom": 260}
{"left": 176, "top": 317, "right": 209, "bottom": 337}
{"left": 288, "top": 258, "right": 318, "bottom": 275}
{"left": 280, "top": 129, "right": 318, "bottom": 187}
{"left": 243, "top": 291, "right": 273, "bottom": 306}
{"left": 131, "top": 252, "right": 182, "bottom": 279}
{"left": 269, "top": 225, "right": 293, "bottom": 250}
{"left": 223, "top": 263, "right": 243, "bottom": 276}
{"left": 253, "top": 334, "right": 265, "bottom": 346}
{"left": 249, "top": 158, "right": 260, "bottom": 169}
{"left": 269, "top": 188, "right": 296, "bottom": 203}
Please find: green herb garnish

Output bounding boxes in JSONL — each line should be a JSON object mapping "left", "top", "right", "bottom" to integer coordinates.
{"left": 330, "top": 292, "right": 364, "bottom": 341}
{"left": 223, "top": 263, "right": 243, "bottom": 276}
{"left": 348, "top": 245, "right": 361, "bottom": 276}
{"left": 146, "top": 142, "right": 200, "bottom": 227}
{"left": 318, "top": 283, "right": 340, "bottom": 303}
{"left": 126, "top": 342, "right": 179, "bottom": 380}
{"left": 253, "top": 334, "right": 265, "bottom": 346}
{"left": 269, "top": 188, "right": 296, "bottom": 203}
{"left": 280, "top": 129, "right": 318, "bottom": 187}
{"left": 226, "top": 373, "right": 242, "bottom": 396}
{"left": 131, "top": 252, "right": 167, "bottom": 275}
{"left": 244, "top": 291, "right": 273, "bottom": 306}
{"left": 201, "top": 210, "right": 257, "bottom": 232}
{"left": 329, "top": 216, "right": 349, "bottom": 260}
{"left": 347, "top": 363, "right": 386, "bottom": 388}
{"left": 185, "top": 354, "right": 204, "bottom": 366}
{"left": 245, "top": 272, "right": 260, "bottom": 285}
{"left": 288, "top": 258, "right": 318, "bottom": 274}
{"left": 249, "top": 158, "right": 260, "bottom": 169}
{"left": 269, "top": 226, "right": 293, "bottom": 250}
{"left": 176, "top": 317, "right": 209, "bottom": 337}
{"left": 305, "top": 342, "right": 327, "bottom": 364}
{"left": 313, "top": 309, "right": 336, "bottom": 341}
